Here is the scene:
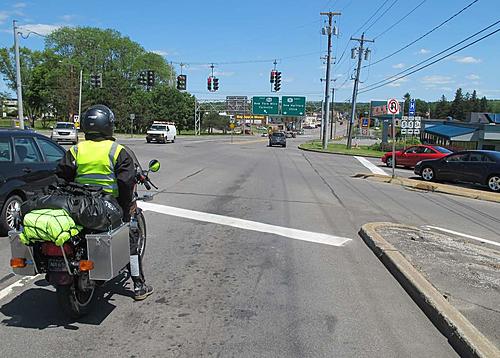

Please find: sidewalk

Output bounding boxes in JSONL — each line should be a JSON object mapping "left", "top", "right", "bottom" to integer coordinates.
{"left": 360, "top": 223, "right": 499, "bottom": 357}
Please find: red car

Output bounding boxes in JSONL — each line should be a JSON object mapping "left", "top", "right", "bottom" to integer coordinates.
{"left": 381, "top": 145, "right": 452, "bottom": 168}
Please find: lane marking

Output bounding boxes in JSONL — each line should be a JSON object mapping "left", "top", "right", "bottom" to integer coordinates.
{"left": 139, "top": 201, "right": 351, "bottom": 247}
{"left": 354, "top": 156, "right": 389, "bottom": 176}
{"left": 0, "top": 275, "right": 41, "bottom": 302}
{"left": 424, "top": 226, "right": 500, "bottom": 248}
{"left": 229, "top": 139, "right": 268, "bottom": 145}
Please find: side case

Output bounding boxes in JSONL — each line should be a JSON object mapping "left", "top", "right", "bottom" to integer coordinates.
{"left": 9, "top": 230, "right": 37, "bottom": 276}
{"left": 86, "top": 223, "right": 130, "bottom": 281}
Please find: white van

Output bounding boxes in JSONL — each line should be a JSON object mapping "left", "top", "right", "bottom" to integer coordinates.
{"left": 146, "top": 121, "right": 177, "bottom": 143}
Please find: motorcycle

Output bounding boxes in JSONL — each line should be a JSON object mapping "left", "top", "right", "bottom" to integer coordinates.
{"left": 9, "top": 158, "right": 160, "bottom": 318}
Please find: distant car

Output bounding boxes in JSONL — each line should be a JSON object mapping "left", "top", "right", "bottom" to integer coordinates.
{"left": 382, "top": 145, "right": 452, "bottom": 168}
{"left": 303, "top": 125, "right": 315, "bottom": 129}
{"left": 414, "top": 150, "right": 500, "bottom": 192}
{"left": 50, "top": 122, "right": 78, "bottom": 144}
{"left": 269, "top": 132, "right": 286, "bottom": 148}
{"left": 146, "top": 122, "right": 177, "bottom": 143}
{"left": 0, "top": 129, "right": 66, "bottom": 235}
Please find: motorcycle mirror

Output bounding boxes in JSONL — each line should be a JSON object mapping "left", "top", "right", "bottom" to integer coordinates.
{"left": 148, "top": 159, "right": 160, "bottom": 172}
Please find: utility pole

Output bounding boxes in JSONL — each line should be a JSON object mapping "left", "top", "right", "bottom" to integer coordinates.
{"left": 330, "top": 86, "right": 335, "bottom": 140}
{"left": 78, "top": 69, "right": 83, "bottom": 121}
{"left": 346, "top": 32, "right": 374, "bottom": 149}
{"left": 13, "top": 20, "right": 24, "bottom": 129}
{"left": 320, "top": 11, "right": 340, "bottom": 150}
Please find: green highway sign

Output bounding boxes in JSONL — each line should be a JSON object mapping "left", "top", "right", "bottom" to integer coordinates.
{"left": 281, "top": 96, "right": 306, "bottom": 116}
{"left": 252, "top": 96, "right": 279, "bottom": 115}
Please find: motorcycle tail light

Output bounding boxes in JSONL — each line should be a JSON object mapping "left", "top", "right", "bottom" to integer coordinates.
{"left": 10, "top": 258, "right": 26, "bottom": 268}
{"left": 41, "top": 242, "right": 73, "bottom": 256}
{"left": 79, "top": 260, "right": 94, "bottom": 271}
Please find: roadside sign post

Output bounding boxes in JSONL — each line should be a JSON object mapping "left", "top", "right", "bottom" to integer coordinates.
{"left": 129, "top": 113, "right": 135, "bottom": 138}
{"left": 229, "top": 122, "right": 235, "bottom": 143}
{"left": 387, "top": 99, "right": 400, "bottom": 178}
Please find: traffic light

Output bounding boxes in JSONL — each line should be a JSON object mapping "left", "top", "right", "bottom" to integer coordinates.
{"left": 147, "top": 70, "right": 155, "bottom": 87}
{"left": 213, "top": 77, "right": 219, "bottom": 91}
{"left": 207, "top": 76, "right": 212, "bottom": 91}
{"left": 274, "top": 71, "right": 281, "bottom": 92}
{"left": 138, "top": 71, "right": 147, "bottom": 85}
{"left": 270, "top": 70, "right": 276, "bottom": 83}
{"left": 177, "top": 75, "right": 187, "bottom": 90}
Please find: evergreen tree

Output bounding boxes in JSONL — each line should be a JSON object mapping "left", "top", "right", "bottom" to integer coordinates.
{"left": 470, "top": 90, "right": 480, "bottom": 112}
{"left": 450, "top": 88, "right": 465, "bottom": 120}
{"left": 434, "top": 95, "right": 450, "bottom": 119}
{"left": 479, "top": 96, "right": 489, "bottom": 112}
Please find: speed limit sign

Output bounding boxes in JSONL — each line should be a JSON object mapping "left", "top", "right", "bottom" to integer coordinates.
{"left": 387, "top": 98, "right": 400, "bottom": 115}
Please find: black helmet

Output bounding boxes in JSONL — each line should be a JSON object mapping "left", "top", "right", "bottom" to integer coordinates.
{"left": 81, "top": 104, "right": 115, "bottom": 137}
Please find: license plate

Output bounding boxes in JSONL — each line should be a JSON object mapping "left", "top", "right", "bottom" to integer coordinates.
{"left": 48, "top": 259, "right": 67, "bottom": 272}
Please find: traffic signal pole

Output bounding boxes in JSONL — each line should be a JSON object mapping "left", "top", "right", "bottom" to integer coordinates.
{"left": 320, "top": 12, "right": 340, "bottom": 150}
{"left": 13, "top": 20, "right": 24, "bottom": 129}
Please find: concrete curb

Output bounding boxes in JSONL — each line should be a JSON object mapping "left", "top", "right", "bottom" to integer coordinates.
{"left": 359, "top": 222, "right": 500, "bottom": 358}
{"left": 354, "top": 173, "right": 500, "bottom": 204}
{"left": 298, "top": 145, "right": 383, "bottom": 158}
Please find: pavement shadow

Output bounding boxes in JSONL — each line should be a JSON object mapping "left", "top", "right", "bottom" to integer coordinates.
{"left": 0, "top": 273, "right": 133, "bottom": 330}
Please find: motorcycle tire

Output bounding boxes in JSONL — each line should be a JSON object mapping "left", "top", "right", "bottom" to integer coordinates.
{"left": 56, "top": 282, "right": 96, "bottom": 319}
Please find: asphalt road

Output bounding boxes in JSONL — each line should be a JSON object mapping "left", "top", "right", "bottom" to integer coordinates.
{"left": 1, "top": 135, "right": 499, "bottom": 357}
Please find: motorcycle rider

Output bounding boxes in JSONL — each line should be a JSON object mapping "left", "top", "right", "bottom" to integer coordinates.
{"left": 56, "top": 104, "right": 154, "bottom": 301}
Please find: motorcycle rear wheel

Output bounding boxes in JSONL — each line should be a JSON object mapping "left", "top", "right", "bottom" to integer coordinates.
{"left": 136, "top": 211, "right": 147, "bottom": 260}
{"left": 56, "top": 281, "right": 96, "bottom": 319}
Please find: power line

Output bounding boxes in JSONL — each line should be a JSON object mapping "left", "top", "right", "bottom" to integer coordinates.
{"left": 360, "top": 20, "right": 500, "bottom": 92}
{"left": 358, "top": 26, "right": 500, "bottom": 94}
{"left": 352, "top": 0, "right": 391, "bottom": 36}
{"left": 364, "top": 0, "right": 479, "bottom": 68}
{"left": 364, "top": 0, "right": 399, "bottom": 33}
{"left": 373, "top": 0, "right": 427, "bottom": 40}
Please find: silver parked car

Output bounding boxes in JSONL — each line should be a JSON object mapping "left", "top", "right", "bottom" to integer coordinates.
{"left": 50, "top": 122, "right": 78, "bottom": 144}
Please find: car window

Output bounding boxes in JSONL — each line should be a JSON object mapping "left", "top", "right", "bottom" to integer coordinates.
{"left": 415, "top": 147, "right": 427, "bottom": 154}
{"left": 55, "top": 123, "right": 75, "bottom": 129}
{"left": 468, "top": 153, "right": 484, "bottom": 162}
{"left": 434, "top": 146, "right": 452, "bottom": 154}
{"left": 405, "top": 147, "right": 417, "bottom": 154}
{"left": 0, "top": 137, "right": 12, "bottom": 162}
{"left": 37, "top": 138, "right": 65, "bottom": 162}
{"left": 13, "top": 137, "right": 42, "bottom": 163}
{"left": 272, "top": 133, "right": 284, "bottom": 137}
{"left": 445, "top": 153, "right": 468, "bottom": 162}
{"left": 422, "top": 147, "right": 434, "bottom": 154}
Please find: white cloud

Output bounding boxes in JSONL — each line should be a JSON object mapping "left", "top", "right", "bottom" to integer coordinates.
{"left": 466, "top": 74, "right": 480, "bottom": 80}
{"left": 440, "top": 87, "right": 453, "bottom": 92}
{"left": 0, "top": 11, "right": 9, "bottom": 24}
{"left": 151, "top": 50, "right": 168, "bottom": 56}
{"left": 214, "top": 71, "right": 235, "bottom": 77}
{"left": 19, "top": 23, "right": 61, "bottom": 35}
{"left": 388, "top": 78, "right": 408, "bottom": 87}
{"left": 283, "top": 77, "right": 294, "bottom": 83}
{"left": 392, "top": 63, "right": 405, "bottom": 69}
{"left": 13, "top": 2, "right": 27, "bottom": 8}
{"left": 453, "top": 56, "right": 481, "bottom": 64}
{"left": 417, "top": 48, "right": 430, "bottom": 55}
{"left": 421, "top": 75, "right": 454, "bottom": 85}
{"left": 60, "top": 14, "right": 75, "bottom": 22}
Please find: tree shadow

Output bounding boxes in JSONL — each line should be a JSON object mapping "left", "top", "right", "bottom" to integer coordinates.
{"left": 0, "top": 273, "right": 133, "bottom": 330}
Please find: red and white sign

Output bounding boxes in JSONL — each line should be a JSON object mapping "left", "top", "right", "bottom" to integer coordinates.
{"left": 387, "top": 98, "right": 400, "bottom": 115}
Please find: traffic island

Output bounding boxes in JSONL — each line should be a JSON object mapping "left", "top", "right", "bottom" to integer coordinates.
{"left": 299, "top": 141, "right": 384, "bottom": 158}
{"left": 359, "top": 222, "right": 500, "bottom": 358}
{"left": 353, "top": 173, "right": 500, "bottom": 204}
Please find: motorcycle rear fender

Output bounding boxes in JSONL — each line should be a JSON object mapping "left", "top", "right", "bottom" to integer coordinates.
{"left": 46, "top": 272, "right": 73, "bottom": 286}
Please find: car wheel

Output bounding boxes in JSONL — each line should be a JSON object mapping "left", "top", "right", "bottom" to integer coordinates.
{"left": 172, "top": 136, "right": 175, "bottom": 143}
{"left": 0, "top": 194, "right": 23, "bottom": 236}
{"left": 146, "top": 138, "right": 151, "bottom": 143}
{"left": 386, "top": 157, "right": 395, "bottom": 167}
{"left": 487, "top": 174, "right": 500, "bottom": 192}
{"left": 421, "top": 167, "right": 435, "bottom": 182}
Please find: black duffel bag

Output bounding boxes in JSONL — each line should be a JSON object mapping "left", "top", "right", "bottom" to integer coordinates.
{"left": 21, "top": 180, "right": 123, "bottom": 232}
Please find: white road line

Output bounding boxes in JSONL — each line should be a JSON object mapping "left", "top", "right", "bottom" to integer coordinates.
{"left": 424, "top": 226, "right": 500, "bottom": 248}
{"left": 0, "top": 275, "right": 41, "bottom": 301}
{"left": 139, "top": 201, "right": 351, "bottom": 247}
{"left": 354, "top": 156, "right": 388, "bottom": 176}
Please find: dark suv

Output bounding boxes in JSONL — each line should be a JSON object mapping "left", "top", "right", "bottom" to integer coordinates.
{"left": 0, "top": 129, "right": 65, "bottom": 235}
{"left": 269, "top": 132, "right": 286, "bottom": 148}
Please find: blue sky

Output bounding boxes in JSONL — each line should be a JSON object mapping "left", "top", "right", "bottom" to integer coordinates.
{"left": 0, "top": 0, "right": 499, "bottom": 103}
